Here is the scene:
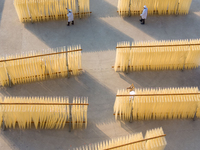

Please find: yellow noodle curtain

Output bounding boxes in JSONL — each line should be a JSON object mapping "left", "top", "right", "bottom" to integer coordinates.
{"left": 75, "top": 127, "right": 167, "bottom": 150}
{"left": 114, "top": 87, "right": 200, "bottom": 121}
{"left": 118, "top": 0, "right": 193, "bottom": 15}
{"left": 14, "top": 0, "right": 90, "bottom": 22}
{"left": 114, "top": 39, "right": 200, "bottom": 72}
{"left": 0, "top": 96, "right": 88, "bottom": 129}
{"left": 0, "top": 46, "right": 82, "bottom": 86}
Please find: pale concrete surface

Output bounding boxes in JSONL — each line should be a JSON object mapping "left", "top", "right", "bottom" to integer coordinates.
{"left": 0, "top": 0, "right": 200, "bottom": 149}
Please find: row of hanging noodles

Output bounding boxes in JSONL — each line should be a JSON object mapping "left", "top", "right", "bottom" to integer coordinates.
{"left": 75, "top": 127, "right": 167, "bottom": 150}
{"left": 114, "top": 39, "right": 200, "bottom": 72}
{"left": 114, "top": 87, "right": 200, "bottom": 121}
{"left": 0, "top": 96, "right": 88, "bottom": 129}
{"left": 118, "top": 0, "right": 193, "bottom": 16}
{"left": 14, "top": 0, "right": 90, "bottom": 22}
{"left": 0, "top": 45, "right": 82, "bottom": 86}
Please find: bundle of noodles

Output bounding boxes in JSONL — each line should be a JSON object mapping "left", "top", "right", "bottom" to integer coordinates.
{"left": 114, "top": 89, "right": 133, "bottom": 120}
{"left": 0, "top": 96, "right": 69, "bottom": 129}
{"left": 114, "top": 41, "right": 130, "bottom": 72}
{"left": 71, "top": 97, "right": 88, "bottom": 129}
{"left": 78, "top": 0, "right": 90, "bottom": 18}
{"left": 133, "top": 87, "right": 199, "bottom": 120}
{"left": 145, "top": 127, "right": 167, "bottom": 150}
{"left": 118, "top": 0, "right": 130, "bottom": 16}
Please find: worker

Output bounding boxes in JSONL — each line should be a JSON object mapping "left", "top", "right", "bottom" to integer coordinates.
{"left": 127, "top": 84, "right": 135, "bottom": 100}
{"left": 140, "top": 5, "right": 148, "bottom": 25}
{"left": 66, "top": 8, "right": 74, "bottom": 26}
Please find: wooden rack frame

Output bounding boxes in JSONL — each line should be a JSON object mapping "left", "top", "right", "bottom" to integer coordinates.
{"left": 1, "top": 102, "right": 89, "bottom": 131}
{"left": 0, "top": 49, "right": 82, "bottom": 62}
{"left": 22, "top": 12, "right": 92, "bottom": 21}
{"left": 0, "top": 103, "right": 88, "bottom": 105}
{"left": 116, "top": 92, "right": 200, "bottom": 97}
{"left": 0, "top": 49, "right": 82, "bottom": 87}
{"left": 117, "top": 10, "right": 158, "bottom": 14}
{"left": 116, "top": 43, "right": 200, "bottom": 49}
{"left": 103, "top": 134, "right": 166, "bottom": 150}
{"left": 112, "top": 64, "right": 194, "bottom": 69}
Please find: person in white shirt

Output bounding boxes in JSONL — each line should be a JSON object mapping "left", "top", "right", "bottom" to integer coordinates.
{"left": 127, "top": 84, "right": 135, "bottom": 100}
{"left": 140, "top": 5, "right": 148, "bottom": 25}
{"left": 129, "top": 90, "right": 135, "bottom": 100}
{"left": 66, "top": 8, "right": 74, "bottom": 26}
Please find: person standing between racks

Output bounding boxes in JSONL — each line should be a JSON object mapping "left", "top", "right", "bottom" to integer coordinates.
{"left": 66, "top": 8, "right": 74, "bottom": 26}
{"left": 127, "top": 84, "right": 135, "bottom": 100}
{"left": 140, "top": 5, "right": 148, "bottom": 25}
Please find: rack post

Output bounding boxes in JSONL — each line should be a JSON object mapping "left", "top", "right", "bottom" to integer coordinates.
{"left": 182, "top": 45, "right": 189, "bottom": 71}
{"left": 26, "top": 2, "right": 33, "bottom": 23}
{"left": 193, "top": 111, "right": 197, "bottom": 121}
{"left": 126, "top": 43, "right": 132, "bottom": 74}
{"left": 129, "top": 108, "right": 133, "bottom": 123}
{"left": 128, "top": 0, "right": 131, "bottom": 17}
{"left": 125, "top": 67, "right": 129, "bottom": 74}
{"left": 2, "top": 119, "right": 5, "bottom": 131}
{"left": 176, "top": 2, "right": 180, "bottom": 16}
{"left": 193, "top": 107, "right": 197, "bottom": 121}
{"left": 77, "top": 0, "right": 81, "bottom": 19}
{"left": 4, "top": 62, "right": 11, "bottom": 87}
{"left": 66, "top": 49, "right": 70, "bottom": 78}
{"left": 8, "top": 74, "right": 11, "bottom": 88}
{"left": 69, "top": 105, "right": 72, "bottom": 132}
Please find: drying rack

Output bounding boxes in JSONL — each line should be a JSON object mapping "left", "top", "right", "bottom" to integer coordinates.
{"left": 112, "top": 43, "right": 200, "bottom": 72}
{"left": 114, "top": 90, "right": 199, "bottom": 122}
{"left": 103, "top": 134, "right": 166, "bottom": 150}
{"left": 0, "top": 48, "right": 82, "bottom": 87}
{"left": 0, "top": 102, "right": 89, "bottom": 132}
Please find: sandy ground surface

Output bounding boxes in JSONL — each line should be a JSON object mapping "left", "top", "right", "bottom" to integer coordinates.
{"left": 0, "top": 0, "right": 200, "bottom": 149}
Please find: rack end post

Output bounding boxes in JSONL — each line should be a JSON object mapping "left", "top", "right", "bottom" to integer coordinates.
{"left": 129, "top": 108, "right": 133, "bottom": 123}
{"left": 193, "top": 108, "right": 197, "bottom": 121}
{"left": 66, "top": 49, "right": 70, "bottom": 78}
{"left": 8, "top": 75, "right": 11, "bottom": 88}
{"left": 176, "top": 2, "right": 179, "bottom": 16}
{"left": 69, "top": 105, "right": 72, "bottom": 132}
{"left": 2, "top": 119, "right": 5, "bottom": 131}
{"left": 128, "top": 0, "right": 131, "bottom": 17}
